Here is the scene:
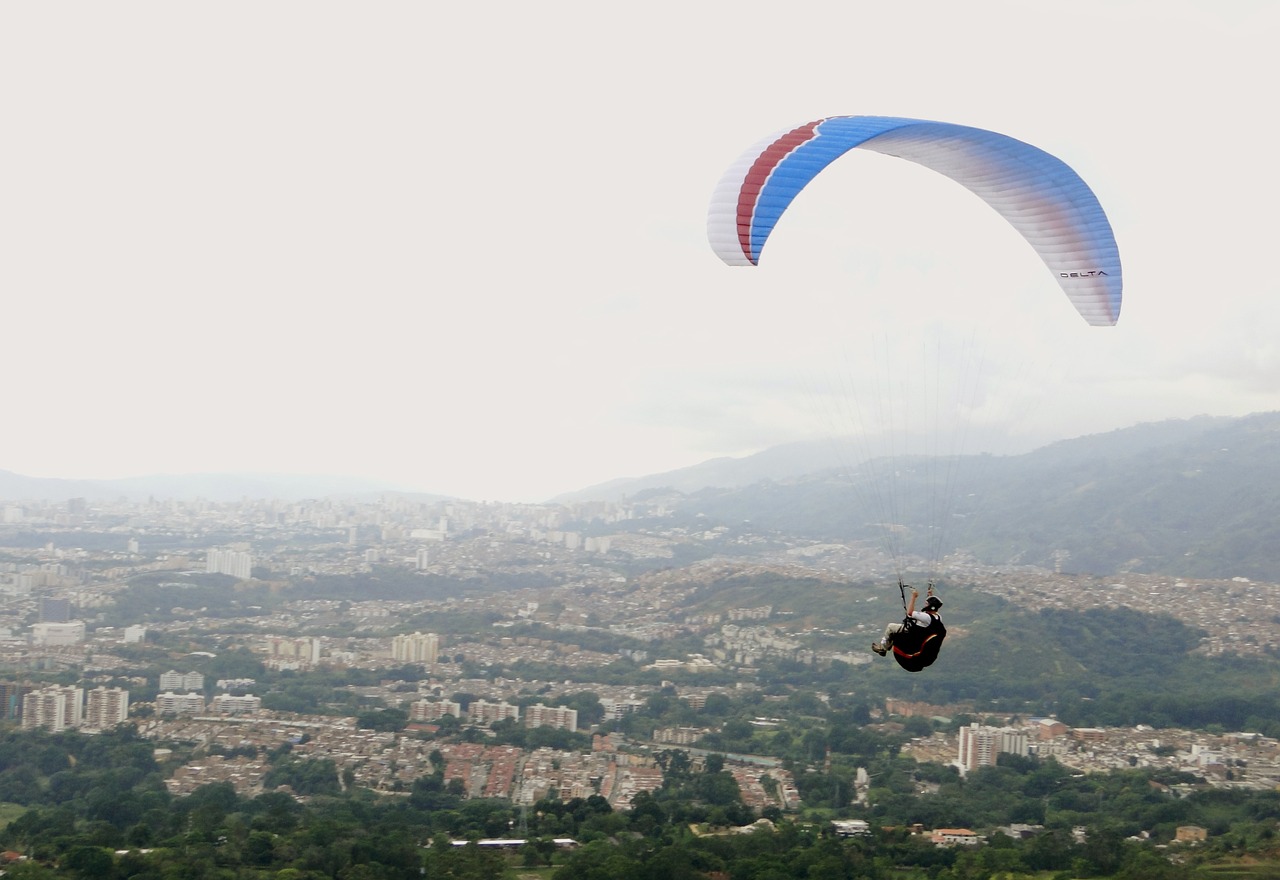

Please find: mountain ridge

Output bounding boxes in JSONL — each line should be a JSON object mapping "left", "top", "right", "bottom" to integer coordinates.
{"left": 0, "top": 470, "right": 449, "bottom": 504}
{"left": 555, "top": 413, "right": 1236, "bottom": 502}
{"left": 597, "top": 412, "right": 1280, "bottom": 579}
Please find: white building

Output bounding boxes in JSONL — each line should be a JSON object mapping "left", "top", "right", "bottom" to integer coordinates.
{"left": 155, "top": 691, "right": 205, "bottom": 716}
{"left": 217, "top": 678, "right": 257, "bottom": 691}
{"left": 392, "top": 632, "right": 439, "bottom": 666}
{"left": 206, "top": 548, "right": 253, "bottom": 579}
{"left": 159, "top": 670, "right": 205, "bottom": 692}
{"left": 410, "top": 699, "right": 461, "bottom": 722}
{"left": 211, "top": 694, "right": 261, "bottom": 715}
{"left": 23, "top": 686, "right": 83, "bottom": 731}
{"left": 31, "top": 620, "right": 85, "bottom": 646}
{"left": 958, "top": 723, "right": 1029, "bottom": 774}
{"left": 123, "top": 624, "right": 147, "bottom": 644}
{"left": 932, "top": 829, "right": 981, "bottom": 847}
{"left": 84, "top": 687, "right": 130, "bottom": 730}
{"left": 469, "top": 700, "right": 519, "bottom": 725}
{"left": 524, "top": 703, "right": 578, "bottom": 732}
{"left": 599, "top": 698, "right": 646, "bottom": 720}
{"left": 265, "top": 636, "right": 321, "bottom": 666}
{"left": 832, "top": 819, "right": 871, "bottom": 837}
{"left": 652, "top": 726, "right": 708, "bottom": 745}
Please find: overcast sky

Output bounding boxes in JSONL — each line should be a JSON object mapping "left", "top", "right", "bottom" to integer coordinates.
{"left": 3, "top": 1, "right": 1277, "bottom": 502}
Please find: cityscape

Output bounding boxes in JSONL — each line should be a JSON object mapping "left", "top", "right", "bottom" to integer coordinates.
{"left": 4, "top": 3, "right": 1276, "bottom": 876}
{"left": 3, "top": 490, "right": 1278, "bottom": 840}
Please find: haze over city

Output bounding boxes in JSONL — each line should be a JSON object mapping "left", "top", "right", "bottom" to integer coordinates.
{"left": 5, "top": 7, "right": 1280, "bottom": 871}
{"left": 4, "top": 2, "right": 1278, "bottom": 503}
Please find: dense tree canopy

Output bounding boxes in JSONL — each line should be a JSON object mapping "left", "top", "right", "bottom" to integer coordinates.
{"left": 0, "top": 726, "right": 1275, "bottom": 878}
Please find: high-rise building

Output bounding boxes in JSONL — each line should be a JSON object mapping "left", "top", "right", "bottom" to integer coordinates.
{"left": 524, "top": 703, "right": 578, "bottom": 732}
{"left": 410, "top": 699, "right": 461, "bottom": 722}
{"left": 38, "top": 597, "right": 72, "bottom": 623}
{"left": 159, "top": 671, "right": 205, "bottom": 692}
{"left": 211, "top": 694, "right": 261, "bottom": 715}
{"left": 205, "top": 548, "right": 253, "bottom": 579}
{"left": 391, "top": 632, "right": 439, "bottom": 666}
{"left": 84, "top": 687, "right": 129, "bottom": 730}
{"left": 22, "top": 686, "right": 83, "bottom": 731}
{"left": 957, "top": 723, "right": 1029, "bottom": 774}
{"left": 0, "top": 683, "right": 33, "bottom": 721}
{"left": 155, "top": 692, "right": 205, "bottom": 716}
{"left": 266, "top": 637, "right": 321, "bottom": 665}
{"left": 469, "top": 700, "right": 519, "bottom": 725}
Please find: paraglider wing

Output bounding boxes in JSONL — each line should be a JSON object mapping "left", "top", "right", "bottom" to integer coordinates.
{"left": 707, "top": 116, "right": 1122, "bottom": 325}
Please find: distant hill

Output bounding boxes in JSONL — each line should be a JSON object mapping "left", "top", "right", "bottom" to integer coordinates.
{"left": 7, "top": 413, "right": 1280, "bottom": 578}
{"left": 0, "top": 470, "right": 447, "bottom": 503}
{"left": 554, "top": 439, "right": 855, "bottom": 502}
{"left": 674, "top": 571, "right": 1280, "bottom": 730}
{"left": 556, "top": 416, "right": 1236, "bottom": 503}
{"left": 582, "top": 413, "right": 1280, "bottom": 579}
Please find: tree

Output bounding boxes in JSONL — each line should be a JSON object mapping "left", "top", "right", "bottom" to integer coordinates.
{"left": 245, "top": 830, "right": 276, "bottom": 866}
{"left": 60, "top": 846, "right": 114, "bottom": 879}
{"left": 703, "top": 692, "right": 734, "bottom": 716}
{"left": 355, "top": 707, "right": 408, "bottom": 732}
{"left": 902, "top": 715, "right": 933, "bottom": 737}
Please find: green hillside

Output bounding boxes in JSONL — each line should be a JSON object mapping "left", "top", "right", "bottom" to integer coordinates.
{"left": 678, "top": 573, "right": 1280, "bottom": 734}
{"left": 655, "top": 413, "right": 1280, "bottom": 579}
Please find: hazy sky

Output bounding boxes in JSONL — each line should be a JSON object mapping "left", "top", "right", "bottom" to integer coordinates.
{"left": 3, "top": 2, "right": 1277, "bottom": 502}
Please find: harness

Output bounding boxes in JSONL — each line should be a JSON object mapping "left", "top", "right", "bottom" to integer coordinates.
{"left": 892, "top": 581, "right": 947, "bottom": 672}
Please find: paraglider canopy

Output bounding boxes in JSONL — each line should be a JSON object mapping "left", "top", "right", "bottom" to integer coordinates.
{"left": 707, "top": 115, "right": 1122, "bottom": 326}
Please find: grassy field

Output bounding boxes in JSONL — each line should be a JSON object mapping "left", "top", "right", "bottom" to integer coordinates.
{"left": 1197, "top": 861, "right": 1280, "bottom": 879}
{"left": 503, "top": 864, "right": 556, "bottom": 880}
{"left": 0, "top": 803, "right": 27, "bottom": 828}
